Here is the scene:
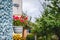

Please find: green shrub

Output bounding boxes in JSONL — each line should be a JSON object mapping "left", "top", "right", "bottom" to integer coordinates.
{"left": 51, "top": 35, "right": 59, "bottom": 40}
{"left": 38, "top": 36, "right": 46, "bottom": 40}
{"left": 26, "top": 33, "right": 35, "bottom": 40}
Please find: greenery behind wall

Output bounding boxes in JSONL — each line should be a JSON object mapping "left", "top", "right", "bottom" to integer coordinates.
{"left": 30, "top": 0, "right": 60, "bottom": 40}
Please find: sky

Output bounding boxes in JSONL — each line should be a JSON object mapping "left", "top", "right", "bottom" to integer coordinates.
{"left": 22, "top": 0, "right": 44, "bottom": 22}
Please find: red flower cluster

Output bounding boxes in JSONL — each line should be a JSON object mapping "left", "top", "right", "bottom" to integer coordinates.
{"left": 13, "top": 15, "right": 28, "bottom": 23}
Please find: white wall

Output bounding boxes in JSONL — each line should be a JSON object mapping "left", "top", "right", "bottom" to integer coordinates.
{"left": 12, "top": 0, "right": 22, "bottom": 15}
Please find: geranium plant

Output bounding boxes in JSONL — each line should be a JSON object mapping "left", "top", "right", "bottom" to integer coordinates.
{"left": 13, "top": 15, "right": 28, "bottom": 26}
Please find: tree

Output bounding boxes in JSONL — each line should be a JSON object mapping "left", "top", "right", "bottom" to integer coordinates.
{"left": 31, "top": 0, "right": 60, "bottom": 40}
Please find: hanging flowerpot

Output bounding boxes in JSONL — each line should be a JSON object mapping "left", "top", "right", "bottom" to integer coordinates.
{"left": 13, "top": 14, "right": 31, "bottom": 39}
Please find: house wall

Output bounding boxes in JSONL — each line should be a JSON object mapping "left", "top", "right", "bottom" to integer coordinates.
{"left": 0, "top": 0, "right": 13, "bottom": 40}
{"left": 12, "top": 0, "right": 22, "bottom": 15}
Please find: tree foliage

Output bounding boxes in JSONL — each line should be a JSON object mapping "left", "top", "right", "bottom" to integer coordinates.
{"left": 31, "top": 0, "right": 60, "bottom": 40}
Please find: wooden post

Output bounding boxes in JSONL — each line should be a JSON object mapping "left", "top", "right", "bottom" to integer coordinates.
{"left": 35, "top": 34, "right": 37, "bottom": 40}
{"left": 22, "top": 27, "right": 28, "bottom": 40}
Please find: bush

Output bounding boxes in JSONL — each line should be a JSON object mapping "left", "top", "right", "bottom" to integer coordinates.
{"left": 38, "top": 36, "right": 46, "bottom": 40}
{"left": 26, "top": 33, "right": 35, "bottom": 40}
{"left": 51, "top": 35, "right": 59, "bottom": 40}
